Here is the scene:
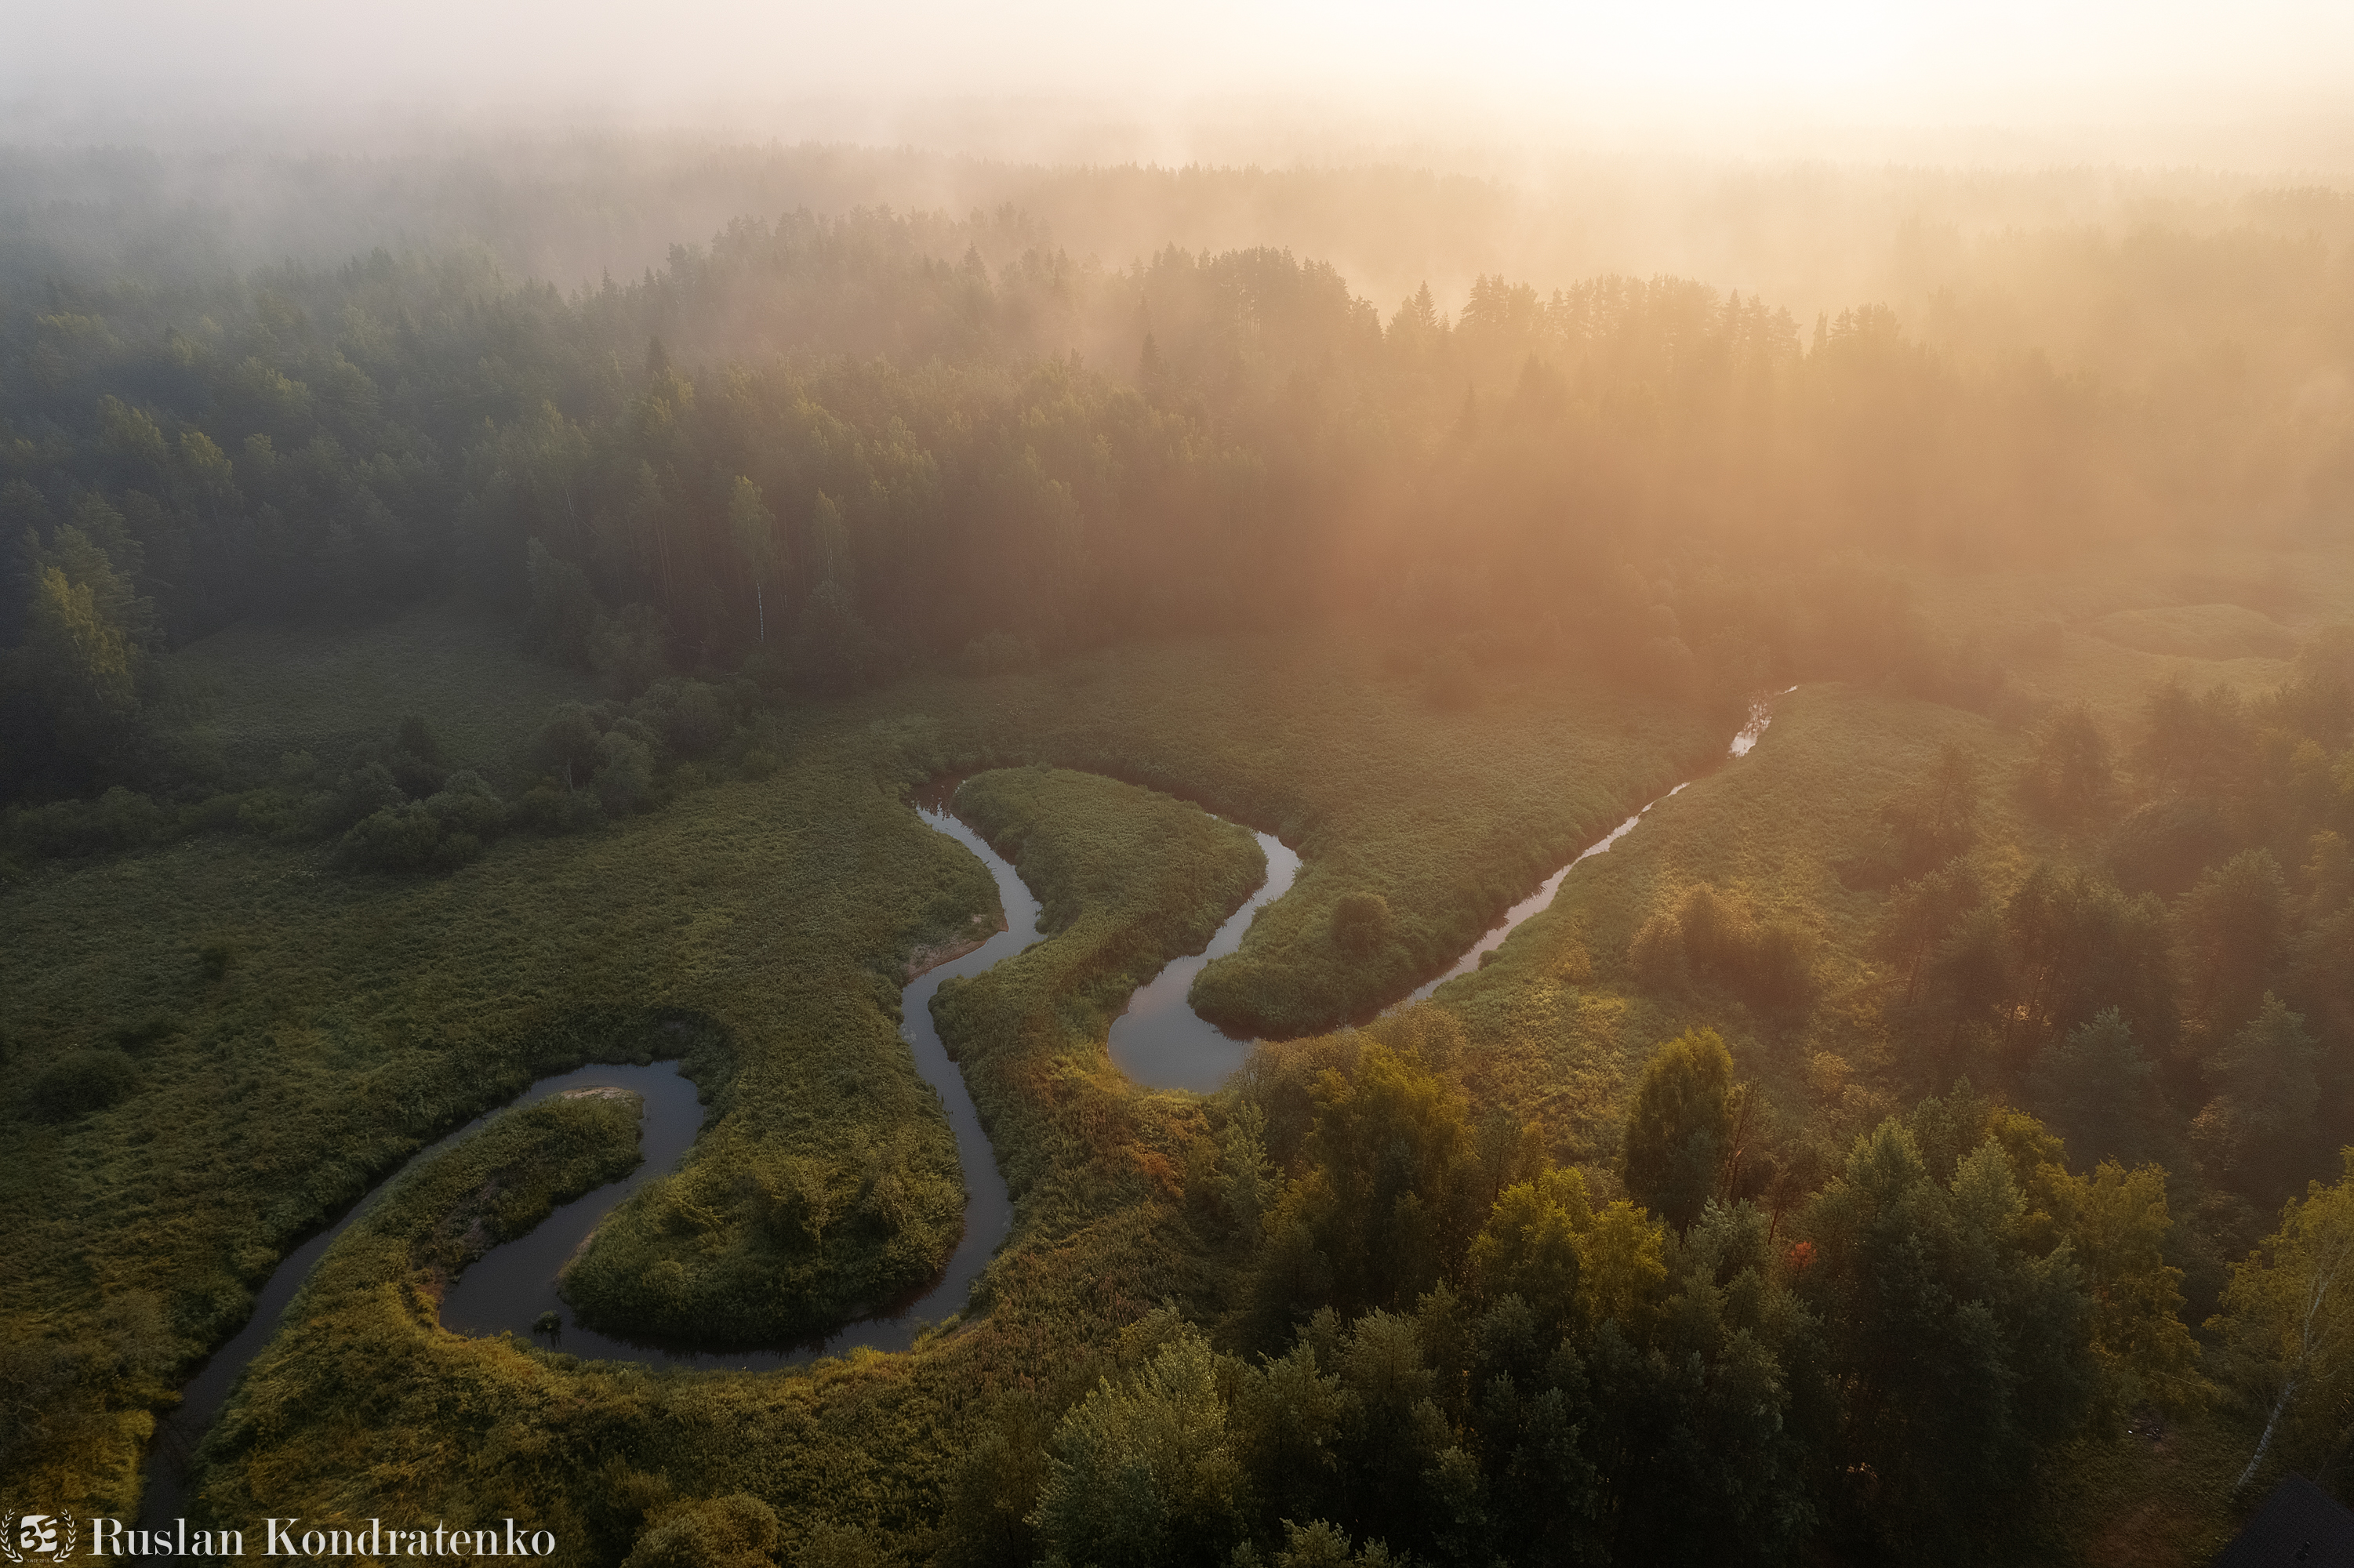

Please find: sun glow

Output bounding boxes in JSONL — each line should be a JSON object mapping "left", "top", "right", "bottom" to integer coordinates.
{"left": 9, "top": 0, "right": 2353, "bottom": 154}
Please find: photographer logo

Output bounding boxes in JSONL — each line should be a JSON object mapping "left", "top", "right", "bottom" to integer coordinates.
{"left": 2, "top": 1512, "right": 559, "bottom": 1559}
{"left": 2, "top": 1512, "right": 75, "bottom": 1563}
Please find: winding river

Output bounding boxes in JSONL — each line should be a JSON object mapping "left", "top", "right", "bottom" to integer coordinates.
{"left": 136, "top": 693, "right": 1785, "bottom": 1523}
{"left": 139, "top": 786, "right": 1040, "bottom": 1526}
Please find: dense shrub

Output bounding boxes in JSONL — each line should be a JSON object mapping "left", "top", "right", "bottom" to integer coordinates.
{"left": 423, "top": 771, "right": 507, "bottom": 838}
{"left": 1328, "top": 891, "right": 1394, "bottom": 956}
{"left": 336, "top": 804, "right": 443, "bottom": 873}
{"left": 635, "top": 680, "right": 731, "bottom": 758}
{"left": 620, "top": 1494, "right": 781, "bottom": 1568}
{"left": 1629, "top": 883, "right": 1815, "bottom": 1014}
{"left": 517, "top": 782, "right": 605, "bottom": 833}
{"left": 529, "top": 704, "right": 605, "bottom": 787}
{"left": 592, "top": 726, "right": 658, "bottom": 815}
{"left": 2, "top": 786, "right": 166, "bottom": 858}
{"left": 306, "top": 760, "right": 405, "bottom": 837}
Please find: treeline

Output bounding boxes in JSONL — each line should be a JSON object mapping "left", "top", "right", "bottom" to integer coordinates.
{"left": 941, "top": 1026, "right": 2202, "bottom": 1566}
{"left": 1841, "top": 637, "right": 2354, "bottom": 1225}
{"left": 2, "top": 677, "right": 783, "bottom": 878}
{"left": 6, "top": 201, "right": 2348, "bottom": 805}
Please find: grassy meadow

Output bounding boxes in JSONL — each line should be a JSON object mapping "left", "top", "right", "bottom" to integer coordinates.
{"left": 5, "top": 609, "right": 1706, "bottom": 1539}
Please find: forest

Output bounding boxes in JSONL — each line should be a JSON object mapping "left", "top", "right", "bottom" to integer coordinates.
{"left": 2, "top": 130, "right": 2354, "bottom": 1568}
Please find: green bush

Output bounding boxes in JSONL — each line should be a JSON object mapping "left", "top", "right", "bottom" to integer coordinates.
{"left": 592, "top": 729, "right": 657, "bottom": 815}
{"left": 336, "top": 804, "right": 443, "bottom": 873}
{"left": 4, "top": 786, "right": 166, "bottom": 858}
{"left": 634, "top": 680, "right": 731, "bottom": 758}
{"left": 1329, "top": 891, "right": 1395, "bottom": 956}
{"left": 621, "top": 1494, "right": 781, "bottom": 1568}
{"left": 233, "top": 788, "right": 307, "bottom": 838}
{"left": 423, "top": 771, "right": 508, "bottom": 839}
{"left": 528, "top": 704, "right": 604, "bottom": 787}
{"left": 517, "top": 782, "right": 605, "bottom": 833}
{"left": 305, "top": 761, "right": 405, "bottom": 837}
{"left": 181, "top": 793, "right": 246, "bottom": 834}
{"left": 1628, "top": 884, "right": 1815, "bottom": 1016}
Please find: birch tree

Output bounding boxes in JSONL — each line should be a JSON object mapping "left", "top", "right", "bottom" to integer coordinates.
{"left": 2212, "top": 1152, "right": 2354, "bottom": 1491}
{"left": 727, "top": 476, "right": 779, "bottom": 643}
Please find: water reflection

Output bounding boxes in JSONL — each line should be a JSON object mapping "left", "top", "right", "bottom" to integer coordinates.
{"left": 1108, "top": 826, "right": 1300, "bottom": 1093}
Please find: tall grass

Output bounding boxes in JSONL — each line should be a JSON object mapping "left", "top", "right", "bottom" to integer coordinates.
{"left": 191, "top": 1091, "right": 648, "bottom": 1547}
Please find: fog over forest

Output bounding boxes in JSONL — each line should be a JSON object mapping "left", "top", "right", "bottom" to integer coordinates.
{"left": 7, "top": 9, "right": 2354, "bottom": 1567}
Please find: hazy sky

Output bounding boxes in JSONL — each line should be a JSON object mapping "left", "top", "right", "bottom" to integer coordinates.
{"left": 10, "top": 1, "right": 2354, "bottom": 165}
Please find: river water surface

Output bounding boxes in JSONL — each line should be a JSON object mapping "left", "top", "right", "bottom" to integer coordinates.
{"left": 1106, "top": 824, "right": 1299, "bottom": 1092}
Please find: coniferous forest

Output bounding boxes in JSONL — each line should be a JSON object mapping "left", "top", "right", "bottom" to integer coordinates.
{"left": 5, "top": 78, "right": 2354, "bottom": 1568}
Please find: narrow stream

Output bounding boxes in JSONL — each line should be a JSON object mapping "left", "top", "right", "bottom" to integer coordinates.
{"left": 1401, "top": 690, "right": 1789, "bottom": 1003}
